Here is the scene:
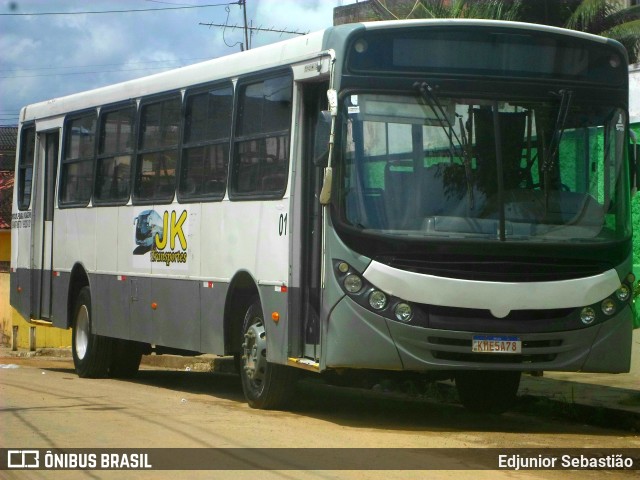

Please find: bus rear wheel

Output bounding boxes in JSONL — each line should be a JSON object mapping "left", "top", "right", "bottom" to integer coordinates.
{"left": 239, "top": 299, "right": 296, "bottom": 409}
{"left": 72, "top": 287, "right": 112, "bottom": 378}
{"left": 109, "top": 339, "right": 143, "bottom": 378}
{"left": 455, "top": 370, "right": 521, "bottom": 414}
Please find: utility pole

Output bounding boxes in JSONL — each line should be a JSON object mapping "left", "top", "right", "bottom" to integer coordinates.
{"left": 241, "top": 0, "right": 250, "bottom": 50}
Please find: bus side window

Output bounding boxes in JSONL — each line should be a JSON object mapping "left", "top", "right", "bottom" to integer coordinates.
{"left": 60, "top": 114, "right": 97, "bottom": 206}
{"left": 179, "top": 84, "right": 232, "bottom": 201}
{"left": 95, "top": 106, "right": 135, "bottom": 204}
{"left": 134, "top": 96, "right": 181, "bottom": 203}
{"left": 17, "top": 125, "right": 35, "bottom": 210}
{"left": 230, "top": 73, "right": 292, "bottom": 199}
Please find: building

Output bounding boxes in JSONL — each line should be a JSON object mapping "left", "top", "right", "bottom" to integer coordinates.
{"left": 334, "top": 0, "right": 430, "bottom": 25}
{"left": 0, "top": 126, "right": 16, "bottom": 346}
{"left": 0, "top": 127, "right": 16, "bottom": 272}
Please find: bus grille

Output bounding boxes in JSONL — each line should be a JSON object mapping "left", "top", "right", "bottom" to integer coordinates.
{"left": 375, "top": 255, "right": 609, "bottom": 282}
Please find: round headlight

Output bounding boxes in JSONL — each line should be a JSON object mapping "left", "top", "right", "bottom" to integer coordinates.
{"left": 394, "top": 303, "right": 413, "bottom": 322}
{"left": 337, "top": 262, "right": 350, "bottom": 274}
{"left": 601, "top": 298, "right": 616, "bottom": 316}
{"left": 580, "top": 307, "right": 596, "bottom": 325}
{"left": 616, "top": 284, "right": 631, "bottom": 302}
{"left": 344, "top": 274, "right": 362, "bottom": 293}
{"left": 369, "top": 290, "right": 387, "bottom": 310}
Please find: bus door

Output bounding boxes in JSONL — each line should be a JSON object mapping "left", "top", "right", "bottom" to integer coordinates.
{"left": 290, "top": 80, "right": 328, "bottom": 360}
{"left": 30, "top": 130, "right": 59, "bottom": 320}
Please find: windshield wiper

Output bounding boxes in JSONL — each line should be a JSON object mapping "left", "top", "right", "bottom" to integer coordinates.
{"left": 542, "top": 89, "right": 573, "bottom": 214}
{"left": 413, "top": 81, "right": 474, "bottom": 208}
{"left": 542, "top": 91, "right": 573, "bottom": 180}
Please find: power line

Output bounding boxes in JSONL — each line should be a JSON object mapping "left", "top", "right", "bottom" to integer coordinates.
{"left": 199, "top": 23, "right": 308, "bottom": 36}
{"left": 0, "top": 2, "right": 239, "bottom": 16}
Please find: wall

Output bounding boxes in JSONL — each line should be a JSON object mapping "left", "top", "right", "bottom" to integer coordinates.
{"left": 0, "top": 273, "right": 10, "bottom": 345}
{"left": 0, "top": 273, "right": 72, "bottom": 348}
{"left": 0, "top": 231, "right": 9, "bottom": 261}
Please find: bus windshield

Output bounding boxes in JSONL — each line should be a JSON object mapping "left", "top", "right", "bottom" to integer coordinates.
{"left": 337, "top": 93, "right": 630, "bottom": 243}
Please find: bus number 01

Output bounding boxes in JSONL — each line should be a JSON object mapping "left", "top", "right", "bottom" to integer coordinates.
{"left": 279, "top": 213, "right": 288, "bottom": 236}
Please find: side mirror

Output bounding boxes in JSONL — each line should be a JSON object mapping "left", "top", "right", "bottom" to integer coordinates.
{"left": 313, "top": 110, "right": 332, "bottom": 167}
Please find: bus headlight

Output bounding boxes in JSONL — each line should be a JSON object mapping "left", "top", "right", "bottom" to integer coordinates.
{"left": 369, "top": 291, "right": 387, "bottom": 310}
{"left": 601, "top": 298, "right": 616, "bottom": 316}
{"left": 580, "top": 307, "right": 596, "bottom": 325}
{"left": 337, "top": 262, "right": 350, "bottom": 274}
{"left": 616, "top": 284, "right": 631, "bottom": 302}
{"left": 344, "top": 274, "right": 363, "bottom": 293}
{"left": 394, "top": 303, "right": 413, "bottom": 322}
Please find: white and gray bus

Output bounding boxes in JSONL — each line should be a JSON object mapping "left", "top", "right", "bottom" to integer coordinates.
{"left": 11, "top": 19, "right": 636, "bottom": 413}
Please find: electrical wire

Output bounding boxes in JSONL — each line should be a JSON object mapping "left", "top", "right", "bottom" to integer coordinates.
{"left": 0, "top": 2, "right": 239, "bottom": 16}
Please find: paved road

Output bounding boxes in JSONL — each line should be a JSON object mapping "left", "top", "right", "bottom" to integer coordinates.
{"left": 1, "top": 356, "right": 639, "bottom": 480}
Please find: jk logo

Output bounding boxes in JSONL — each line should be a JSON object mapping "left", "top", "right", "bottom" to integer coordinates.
{"left": 8, "top": 450, "right": 39, "bottom": 468}
{"left": 154, "top": 210, "right": 188, "bottom": 251}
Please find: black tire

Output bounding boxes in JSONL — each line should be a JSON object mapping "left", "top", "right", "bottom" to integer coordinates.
{"left": 71, "top": 287, "right": 112, "bottom": 378}
{"left": 455, "top": 370, "right": 521, "bottom": 414}
{"left": 239, "top": 298, "right": 297, "bottom": 409}
{"left": 109, "top": 339, "right": 143, "bottom": 378}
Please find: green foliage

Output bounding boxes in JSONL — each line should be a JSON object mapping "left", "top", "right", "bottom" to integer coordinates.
{"left": 418, "top": 0, "right": 523, "bottom": 20}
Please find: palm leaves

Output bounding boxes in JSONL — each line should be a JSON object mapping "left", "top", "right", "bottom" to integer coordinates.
{"left": 565, "top": 1, "right": 640, "bottom": 62}
{"left": 415, "top": 0, "right": 523, "bottom": 20}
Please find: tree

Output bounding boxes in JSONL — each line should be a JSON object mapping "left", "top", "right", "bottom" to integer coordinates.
{"left": 563, "top": 0, "right": 640, "bottom": 63}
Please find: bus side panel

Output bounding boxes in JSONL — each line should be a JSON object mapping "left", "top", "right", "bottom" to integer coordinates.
{"left": 51, "top": 271, "right": 70, "bottom": 329}
{"left": 56, "top": 208, "right": 98, "bottom": 273}
{"left": 124, "top": 205, "right": 152, "bottom": 341}
{"left": 151, "top": 277, "right": 201, "bottom": 352}
{"left": 95, "top": 207, "right": 119, "bottom": 274}
{"left": 199, "top": 201, "right": 226, "bottom": 354}
{"left": 258, "top": 284, "right": 289, "bottom": 363}
{"left": 130, "top": 276, "right": 152, "bottom": 343}
{"left": 10, "top": 268, "right": 31, "bottom": 321}
{"left": 199, "top": 280, "right": 228, "bottom": 354}
{"left": 11, "top": 163, "right": 33, "bottom": 320}
{"left": 93, "top": 273, "right": 130, "bottom": 339}
{"left": 93, "top": 207, "right": 128, "bottom": 338}
{"left": 219, "top": 200, "right": 290, "bottom": 362}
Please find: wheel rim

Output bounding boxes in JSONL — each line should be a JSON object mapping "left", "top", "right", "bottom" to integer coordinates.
{"left": 242, "top": 319, "right": 267, "bottom": 389}
{"left": 75, "top": 305, "right": 90, "bottom": 360}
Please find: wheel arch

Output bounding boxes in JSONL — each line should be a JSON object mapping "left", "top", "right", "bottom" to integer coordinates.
{"left": 66, "top": 262, "right": 91, "bottom": 329}
{"left": 223, "top": 270, "right": 260, "bottom": 355}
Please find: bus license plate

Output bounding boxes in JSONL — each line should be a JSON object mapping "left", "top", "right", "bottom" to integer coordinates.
{"left": 472, "top": 335, "right": 521, "bottom": 354}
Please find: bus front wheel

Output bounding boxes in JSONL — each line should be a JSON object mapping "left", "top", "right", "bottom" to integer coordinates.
{"left": 239, "top": 298, "right": 296, "bottom": 409}
{"left": 72, "top": 286, "right": 112, "bottom": 378}
{"left": 455, "top": 370, "right": 521, "bottom": 414}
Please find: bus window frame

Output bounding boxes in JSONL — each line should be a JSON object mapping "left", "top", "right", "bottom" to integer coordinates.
{"left": 177, "top": 81, "right": 234, "bottom": 204}
{"left": 17, "top": 123, "right": 36, "bottom": 211}
{"left": 132, "top": 92, "right": 183, "bottom": 206}
{"left": 93, "top": 101, "right": 137, "bottom": 207}
{"left": 229, "top": 68, "right": 294, "bottom": 201}
{"left": 59, "top": 110, "right": 98, "bottom": 208}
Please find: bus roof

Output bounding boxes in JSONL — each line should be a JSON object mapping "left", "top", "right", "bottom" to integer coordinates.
{"left": 20, "top": 19, "right": 619, "bottom": 123}
{"left": 20, "top": 28, "right": 327, "bottom": 123}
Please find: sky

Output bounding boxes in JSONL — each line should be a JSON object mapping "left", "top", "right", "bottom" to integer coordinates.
{"left": 0, "top": 0, "right": 356, "bottom": 126}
